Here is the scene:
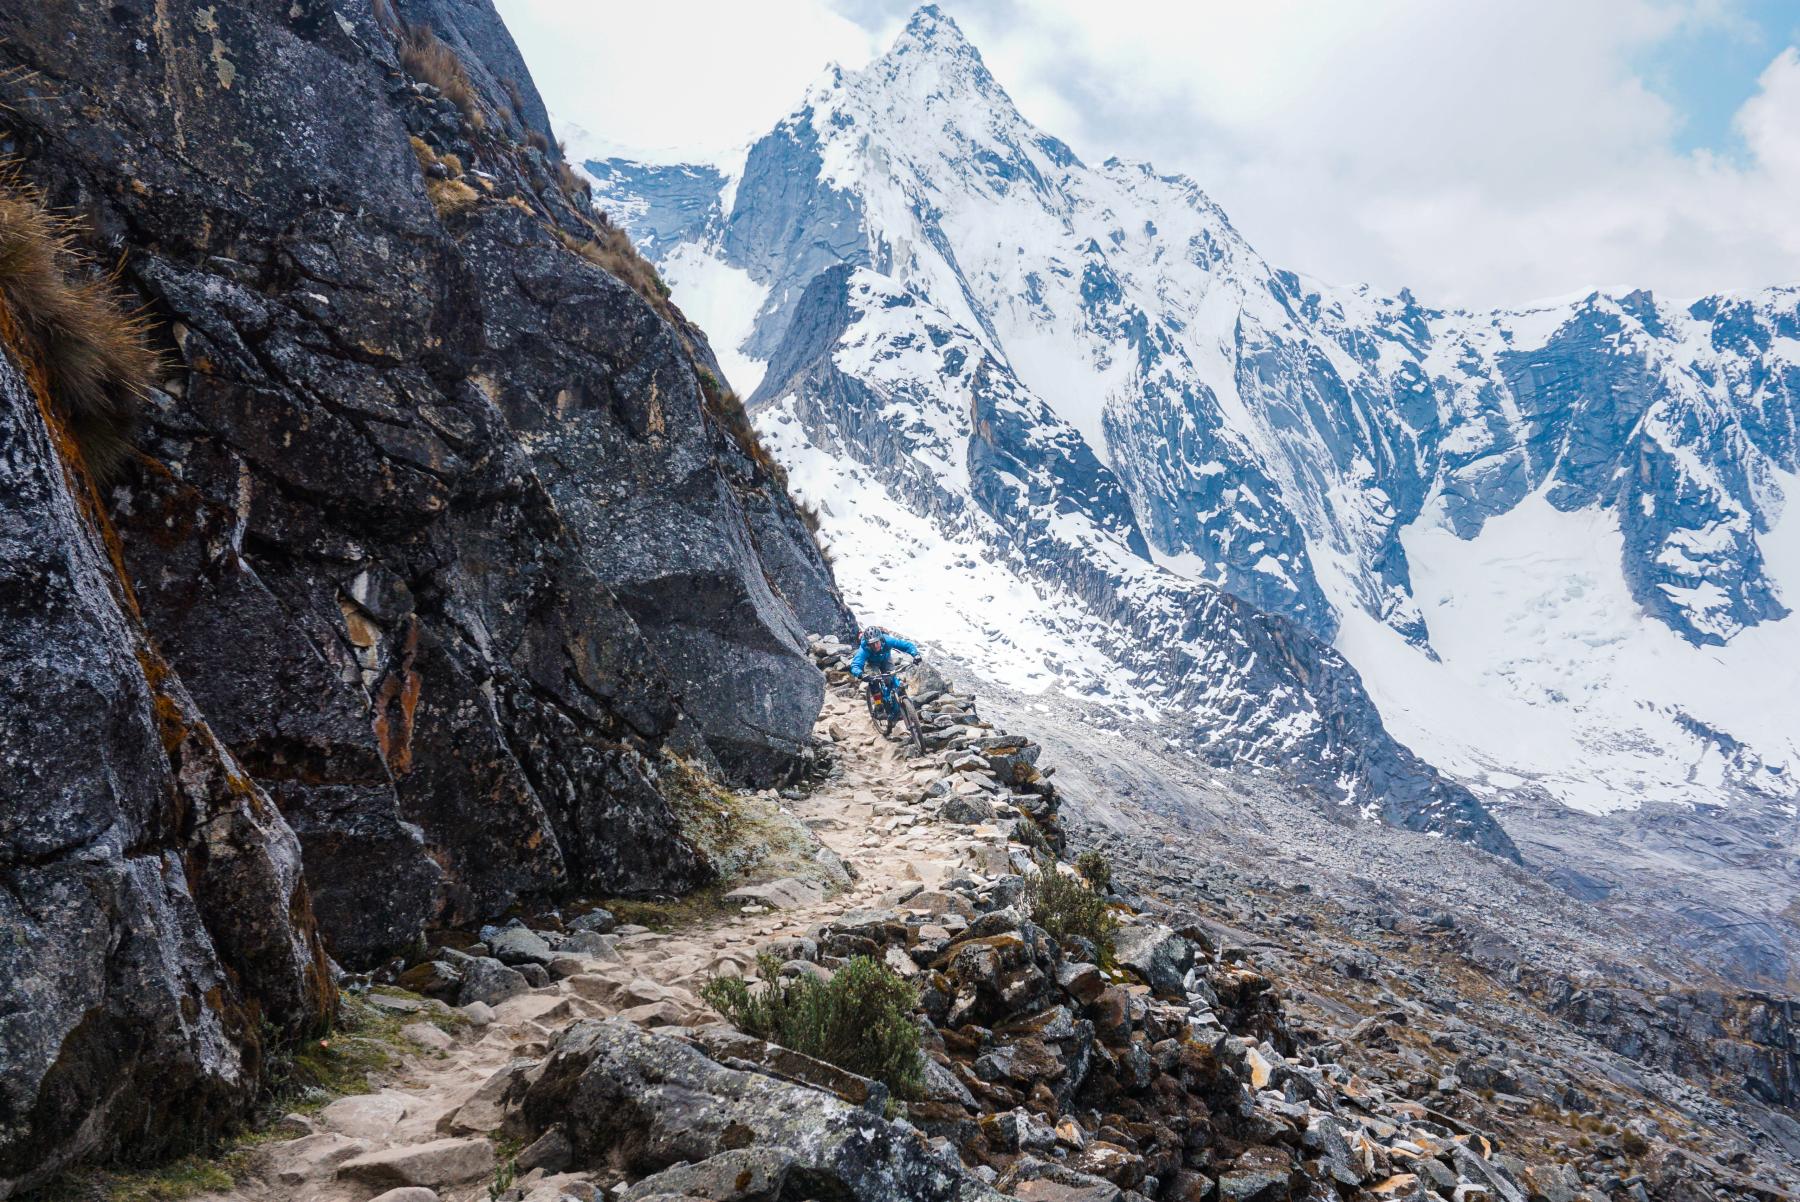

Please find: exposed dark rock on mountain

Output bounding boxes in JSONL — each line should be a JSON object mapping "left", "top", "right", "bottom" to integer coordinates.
{"left": 0, "top": 0, "right": 845, "bottom": 1182}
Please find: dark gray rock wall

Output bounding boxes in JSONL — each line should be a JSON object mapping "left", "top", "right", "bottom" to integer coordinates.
{"left": 0, "top": 0, "right": 846, "bottom": 962}
{"left": 0, "top": 0, "right": 848, "bottom": 1177}
{"left": 0, "top": 344, "right": 334, "bottom": 1195}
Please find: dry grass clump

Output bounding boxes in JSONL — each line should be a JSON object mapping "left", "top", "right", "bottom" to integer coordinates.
{"left": 0, "top": 181, "right": 159, "bottom": 477}
{"left": 425, "top": 177, "right": 480, "bottom": 219}
{"left": 409, "top": 137, "right": 480, "bottom": 220}
{"left": 547, "top": 139, "right": 593, "bottom": 205}
{"left": 794, "top": 497, "right": 834, "bottom": 561}
{"left": 398, "top": 20, "right": 483, "bottom": 129}
{"left": 502, "top": 77, "right": 527, "bottom": 123}
{"left": 554, "top": 222, "right": 671, "bottom": 312}
{"left": 695, "top": 366, "right": 789, "bottom": 486}
{"left": 555, "top": 159, "right": 592, "bottom": 206}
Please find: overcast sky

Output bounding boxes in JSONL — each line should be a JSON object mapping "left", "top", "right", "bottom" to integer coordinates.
{"left": 495, "top": 0, "right": 1800, "bottom": 308}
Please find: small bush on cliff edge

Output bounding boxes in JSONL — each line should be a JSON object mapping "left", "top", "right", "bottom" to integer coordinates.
{"left": 1025, "top": 856, "right": 1117, "bottom": 964}
{"left": 702, "top": 953, "right": 924, "bottom": 1099}
{"left": 695, "top": 365, "right": 790, "bottom": 488}
{"left": 555, "top": 221, "right": 671, "bottom": 313}
{"left": 1075, "top": 849, "right": 1113, "bottom": 893}
{"left": 0, "top": 180, "right": 159, "bottom": 478}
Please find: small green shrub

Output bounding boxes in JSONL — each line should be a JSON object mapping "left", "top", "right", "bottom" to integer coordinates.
{"left": 1025, "top": 857, "right": 1117, "bottom": 963}
{"left": 702, "top": 954, "right": 923, "bottom": 1099}
{"left": 1074, "top": 849, "right": 1112, "bottom": 893}
{"left": 487, "top": 1156, "right": 519, "bottom": 1202}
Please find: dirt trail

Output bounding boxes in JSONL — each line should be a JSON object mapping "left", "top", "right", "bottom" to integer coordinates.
{"left": 203, "top": 686, "right": 1012, "bottom": 1202}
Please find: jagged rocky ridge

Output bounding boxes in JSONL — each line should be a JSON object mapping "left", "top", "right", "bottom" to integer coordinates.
{"left": 0, "top": 0, "right": 847, "bottom": 1190}
{"left": 589, "top": 4, "right": 1800, "bottom": 819}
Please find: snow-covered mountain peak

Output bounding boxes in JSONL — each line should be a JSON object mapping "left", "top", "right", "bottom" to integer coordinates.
{"left": 884, "top": 4, "right": 988, "bottom": 74}
{"left": 588, "top": 13, "right": 1800, "bottom": 825}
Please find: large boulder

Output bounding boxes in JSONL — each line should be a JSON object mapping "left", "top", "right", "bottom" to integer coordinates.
{"left": 1112, "top": 923, "right": 1198, "bottom": 998}
{"left": 618, "top": 1147, "right": 798, "bottom": 1202}
{"left": 0, "top": 346, "right": 334, "bottom": 1193}
{"left": 520, "top": 1020, "right": 1005, "bottom": 1202}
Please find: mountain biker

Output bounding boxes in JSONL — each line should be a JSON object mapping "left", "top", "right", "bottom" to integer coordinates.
{"left": 849, "top": 628, "right": 921, "bottom": 711}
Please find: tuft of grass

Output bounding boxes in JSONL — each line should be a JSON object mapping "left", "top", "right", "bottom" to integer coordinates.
{"left": 502, "top": 77, "right": 527, "bottom": 122}
{"left": 554, "top": 222, "right": 670, "bottom": 311}
{"left": 425, "top": 177, "right": 481, "bottom": 220}
{"left": 1025, "top": 856, "right": 1117, "bottom": 964}
{"left": 554, "top": 158, "right": 592, "bottom": 208}
{"left": 703, "top": 954, "right": 924, "bottom": 1100}
{"left": 408, "top": 137, "right": 480, "bottom": 219}
{"left": 35, "top": 1156, "right": 237, "bottom": 1202}
{"left": 278, "top": 994, "right": 405, "bottom": 1103}
{"left": 0, "top": 180, "right": 159, "bottom": 479}
{"left": 1074, "top": 849, "right": 1113, "bottom": 893}
{"left": 695, "top": 366, "right": 790, "bottom": 488}
{"left": 600, "top": 883, "right": 739, "bottom": 934}
{"left": 398, "top": 20, "right": 483, "bottom": 129}
{"left": 793, "top": 497, "right": 833, "bottom": 563}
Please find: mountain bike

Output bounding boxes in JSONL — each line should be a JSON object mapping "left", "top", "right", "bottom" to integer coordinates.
{"left": 862, "top": 670, "right": 925, "bottom": 754}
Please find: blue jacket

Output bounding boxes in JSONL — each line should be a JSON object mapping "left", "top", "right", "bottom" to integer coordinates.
{"left": 850, "top": 634, "right": 919, "bottom": 678}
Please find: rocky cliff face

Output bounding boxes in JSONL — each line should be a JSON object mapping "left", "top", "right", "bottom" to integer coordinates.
{"left": 0, "top": 0, "right": 846, "bottom": 1185}
{"left": 0, "top": 337, "right": 335, "bottom": 1189}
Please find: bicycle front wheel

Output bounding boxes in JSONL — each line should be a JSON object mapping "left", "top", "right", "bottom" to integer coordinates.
{"left": 900, "top": 697, "right": 926, "bottom": 754}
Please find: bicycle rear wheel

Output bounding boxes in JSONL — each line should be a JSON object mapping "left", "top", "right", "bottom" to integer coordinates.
{"left": 899, "top": 697, "right": 926, "bottom": 754}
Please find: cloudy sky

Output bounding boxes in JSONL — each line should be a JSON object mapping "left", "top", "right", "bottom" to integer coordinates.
{"left": 494, "top": 0, "right": 1800, "bottom": 308}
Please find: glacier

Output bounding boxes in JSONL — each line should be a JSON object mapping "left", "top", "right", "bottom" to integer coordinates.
{"left": 586, "top": 4, "right": 1800, "bottom": 825}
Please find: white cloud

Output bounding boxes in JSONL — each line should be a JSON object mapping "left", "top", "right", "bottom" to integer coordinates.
{"left": 492, "top": 0, "right": 882, "bottom": 160}
{"left": 499, "top": 0, "right": 1800, "bottom": 306}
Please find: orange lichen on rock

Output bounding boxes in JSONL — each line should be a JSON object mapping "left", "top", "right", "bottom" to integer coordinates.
{"left": 371, "top": 617, "right": 423, "bottom": 776}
